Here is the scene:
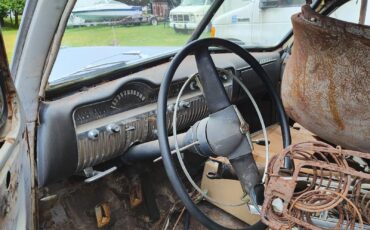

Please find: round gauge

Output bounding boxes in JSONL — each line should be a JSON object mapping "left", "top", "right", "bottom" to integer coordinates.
{"left": 110, "top": 88, "right": 146, "bottom": 110}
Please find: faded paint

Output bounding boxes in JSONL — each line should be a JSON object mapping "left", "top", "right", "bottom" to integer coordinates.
{"left": 0, "top": 29, "right": 31, "bottom": 228}
{"left": 282, "top": 5, "right": 370, "bottom": 152}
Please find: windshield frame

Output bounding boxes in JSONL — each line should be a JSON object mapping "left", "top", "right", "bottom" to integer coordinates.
{"left": 45, "top": 0, "right": 323, "bottom": 98}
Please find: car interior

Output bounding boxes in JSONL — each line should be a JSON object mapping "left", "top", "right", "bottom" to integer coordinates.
{"left": 11, "top": 0, "right": 367, "bottom": 229}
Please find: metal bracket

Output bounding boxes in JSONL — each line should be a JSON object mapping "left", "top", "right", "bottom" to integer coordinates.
{"left": 83, "top": 166, "right": 117, "bottom": 183}
{"left": 233, "top": 105, "right": 253, "bottom": 150}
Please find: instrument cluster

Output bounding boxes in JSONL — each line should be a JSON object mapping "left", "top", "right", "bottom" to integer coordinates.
{"left": 73, "top": 82, "right": 155, "bottom": 126}
{"left": 73, "top": 68, "right": 232, "bottom": 126}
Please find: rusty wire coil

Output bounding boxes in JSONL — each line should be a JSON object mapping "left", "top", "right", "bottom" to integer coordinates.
{"left": 353, "top": 178, "right": 370, "bottom": 224}
{"left": 288, "top": 142, "right": 351, "bottom": 212}
{"left": 261, "top": 141, "right": 370, "bottom": 230}
{"left": 287, "top": 189, "right": 363, "bottom": 230}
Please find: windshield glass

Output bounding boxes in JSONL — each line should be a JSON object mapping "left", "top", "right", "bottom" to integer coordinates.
{"left": 49, "top": 0, "right": 308, "bottom": 86}
{"left": 181, "top": 0, "right": 207, "bottom": 6}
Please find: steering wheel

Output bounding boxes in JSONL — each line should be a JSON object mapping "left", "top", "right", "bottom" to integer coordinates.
{"left": 157, "top": 38, "right": 291, "bottom": 230}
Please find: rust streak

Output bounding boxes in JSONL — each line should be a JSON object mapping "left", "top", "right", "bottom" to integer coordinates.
{"left": 328, "top": 75, "right": 345, "bottom": 130}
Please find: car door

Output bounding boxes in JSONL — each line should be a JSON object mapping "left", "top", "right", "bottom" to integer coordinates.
{"left": 0, "top": 32, "right": 32, "bottom": 228}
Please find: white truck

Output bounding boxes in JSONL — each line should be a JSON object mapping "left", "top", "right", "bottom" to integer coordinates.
{"left": 211, "top": 0, "right": 367, "bottom": 46}
{"left": 169, "top": 0, "right": 245, "bottom": 33}
{"left": 169, "top": 0, "right": 214, "bottom": 33}
{"left": 211, "top": 0, "right": 304, "bottom": 46}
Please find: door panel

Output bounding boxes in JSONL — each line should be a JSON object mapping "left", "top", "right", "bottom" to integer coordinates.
{"left": 0, "top": 32, "right": 32, "bottom": 228}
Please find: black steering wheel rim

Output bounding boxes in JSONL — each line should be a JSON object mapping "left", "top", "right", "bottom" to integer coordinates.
{"left": 157, "top": 38, "right": 291, "bottom": 230}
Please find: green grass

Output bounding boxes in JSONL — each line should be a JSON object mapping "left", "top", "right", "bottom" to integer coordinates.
{"left": 2, "top": 29, "right": 18, "bottom": 62}
{"left": 62, "top": 24, "right": 190, "bottom": 47}
{"left": 1, "top": 23, "right": 207, "bottom": 63}
{"left": 2, "top": 16, "right": 21, "bottom": 63}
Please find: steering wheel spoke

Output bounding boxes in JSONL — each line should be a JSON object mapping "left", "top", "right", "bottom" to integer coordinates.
{"left": 229, "top": 153, "right": 262, "bottom": 207}
{"left": 194, "top": 47, "right": 231, "bottom": 114}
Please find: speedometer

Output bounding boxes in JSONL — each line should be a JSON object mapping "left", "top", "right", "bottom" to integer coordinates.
{"left": 111, "top": 89, "right": 146, "bottom": 110}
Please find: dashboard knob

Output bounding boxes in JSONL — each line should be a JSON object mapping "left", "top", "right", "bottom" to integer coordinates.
{"left": 106, "top": 124, "right": 121, "bottom": 134}
{"left": 179, "top": 101, "right": 191, "bottom": 109}
{"left": 190, "top": 81, "right": 198, "bottom": 90}
{"left": 88, "top": 129, "right": 99, "bottom": 140}
{"left": 167, "top": 104, "right": 175, "bottom": 112}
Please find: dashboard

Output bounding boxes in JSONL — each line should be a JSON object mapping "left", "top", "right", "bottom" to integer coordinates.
{"left": 74, "top": 69, "right": 232, "bottom": 171}
{"left": 37, "top": 52, "right": 281, "bottom": 186}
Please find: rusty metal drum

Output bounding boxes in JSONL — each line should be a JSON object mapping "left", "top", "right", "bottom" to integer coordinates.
{"left": 282, "top": 5, "right": 370, "bottom": 151}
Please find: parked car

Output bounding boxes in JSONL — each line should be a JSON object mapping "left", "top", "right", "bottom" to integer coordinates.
{"left": 1, "top": 0, "right": 369, "bottom": 229}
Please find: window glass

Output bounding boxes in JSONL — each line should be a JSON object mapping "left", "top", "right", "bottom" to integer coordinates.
{"left": 50, "top": 0, "right": 191, "bottom": 84}
{"left": 181, "top": 0, "right": 211, "bottom": 6}
{"left": 49, "top": 0, "right": 308, "bottom": 85}
{"left": 329, "top": 0, "right": 369, "bottom": 25}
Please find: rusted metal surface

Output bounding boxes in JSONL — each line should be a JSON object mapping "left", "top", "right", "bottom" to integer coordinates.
{"left": 281, "top": 5, "right": 370, "bottom": 152}
{"left": 129, "top": 176, "right": 144, "bottom": 208}
{"left": 39, "top": 163, "right": 246, "bottom": 230}
{"left": 152, "top": 1, "right": 169, "bottom": 18}
{"left": 0, "top": 31, "right": 32, "bottom": 228}
{"left": 261, "top": 141, "right": 370, "bottom": 229}
{"left": 95, "top": 203, "right": 111, "bottom": 228}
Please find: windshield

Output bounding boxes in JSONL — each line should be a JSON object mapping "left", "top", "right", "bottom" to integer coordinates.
{"left": 75, "top": 0, "right": 124, "bottom": 8}
{"left": 49, "top": 0, "right": 311, "bottom": 86}
{"left": 181, "top": 0, "right": 208, "bottom": 6}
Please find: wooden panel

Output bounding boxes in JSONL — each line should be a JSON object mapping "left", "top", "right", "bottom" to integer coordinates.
{"left": 252, "top": 123, "right": 316, "bottom": 167}
{"left": 200, "top": 124, "right": 317, "bottom": 224}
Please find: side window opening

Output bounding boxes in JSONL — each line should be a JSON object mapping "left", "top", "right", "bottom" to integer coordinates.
{"left": 329, "top": 0, "right": 369, "bottom": 25}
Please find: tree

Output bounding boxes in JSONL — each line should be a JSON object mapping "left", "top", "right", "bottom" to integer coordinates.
{"left": 0, "top": 0, "right": 9, "bottom": 26}
{"left": 9, "top": 0, "right": 25, "bottom": 27}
